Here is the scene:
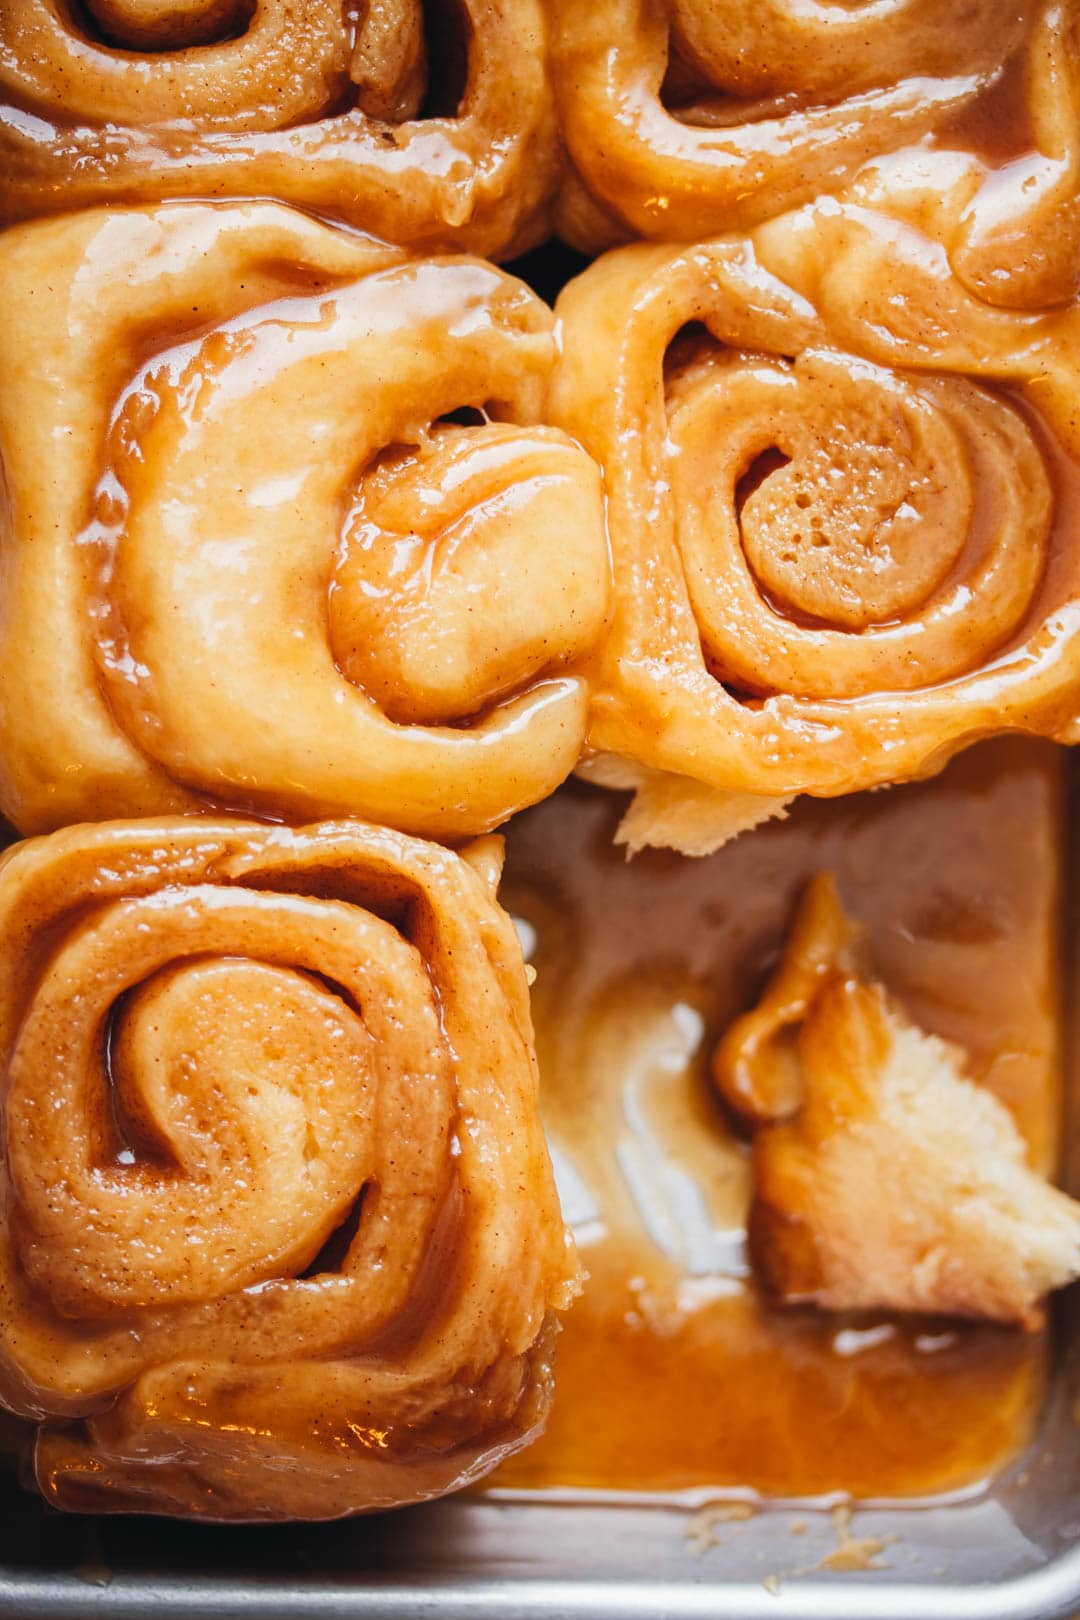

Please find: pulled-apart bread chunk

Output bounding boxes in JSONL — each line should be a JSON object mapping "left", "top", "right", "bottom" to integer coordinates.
{"left": 713, "top": 874, "right": 1080, "bottom": 1329}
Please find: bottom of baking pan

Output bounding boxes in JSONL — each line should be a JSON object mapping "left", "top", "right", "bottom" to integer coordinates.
{"left": 0, "top": 1337, "right": 1078, "bottom": 1620}
{"left": 1, "top": 1133, "right": 1077, "bottom": 1617}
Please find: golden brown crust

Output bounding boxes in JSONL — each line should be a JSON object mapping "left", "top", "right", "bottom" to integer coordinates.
{"left": 551, "top": 200, "right": 1080, "bottom": 853}
{"left": 0, "top": 816, "right": 580, "bottom": 1520}
{"left": 0, "top": 0, "right": 558, "bottom": 259}
{"left": 548, "top": 0, "right": 1080, "bottom": 309}
{"left": 0, "top": 202, "right": 610, "bottom": 839}
{"left": 549, "top": 0, "right": 1021, "bottom": 245}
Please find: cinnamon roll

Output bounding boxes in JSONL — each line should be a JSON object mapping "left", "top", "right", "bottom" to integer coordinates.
{"left": 0, "top": 816, "right": 578, "bottom": 1520}
{"left": 0, "top": 0, "right": 556, "bottom": 259}
{"left": 0, "top": 201, "right": 609, "bottom": 839}
{"left": 553, "top": 199, "right": 1080, "bottom": 854}
{"left": 548, "top": 0, "right": 1032, "bottom": 252}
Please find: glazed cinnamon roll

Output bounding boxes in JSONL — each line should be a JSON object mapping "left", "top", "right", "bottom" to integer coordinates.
{"left": 0, "top": 0, "right": 555, "bottom": 259}
{"left": 549, "top": 0, "right": 1020, "bottom": 243}
{"left": 0, "top": 816, "right": 578, "bottom": 1520}
{"left": 0, "top": 201, "right": 609, "bottom": 839}
{"left": 553, "top": 201, "right": 1080, "bottom": 854}
{"left": 549, "top": 0, "right": 1079, "bottom": 309}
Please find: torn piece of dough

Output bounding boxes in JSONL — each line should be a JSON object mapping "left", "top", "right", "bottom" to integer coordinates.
{"left": 713, "top": 873, "right": 1080, "bottom": 1329}
{"left": 577, "top": 755, "right": 793, "bottom": 857}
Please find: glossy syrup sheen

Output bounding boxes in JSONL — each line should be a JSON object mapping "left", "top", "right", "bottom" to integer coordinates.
{"left": 493, "top": 739, "right": 1065, "bottom": 1499}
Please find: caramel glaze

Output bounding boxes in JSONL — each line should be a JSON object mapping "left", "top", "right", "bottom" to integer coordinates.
{"left": 493, "top": 739, "right": 1065, "bottom": 1499}
{"left": 936, "top": 34, "right": 1036, "bottom": 166}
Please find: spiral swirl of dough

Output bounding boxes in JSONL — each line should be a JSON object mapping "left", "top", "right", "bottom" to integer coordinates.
{"left": 0, "top": 0, "right": 554, "bottom": 257}
{"left": 0, "top": 815, "right": 577, "bottom": 1521}
{"left": 548, "top": 0, "right": 1032, "bottom": 254}
{"left": 0, "top": 201, "right": 609, "bottom": 839}
{"left": 552, "top": 199, "right": 1080, "bottom": 851}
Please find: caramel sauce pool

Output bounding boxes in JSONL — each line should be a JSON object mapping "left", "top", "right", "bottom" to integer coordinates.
{"left": 493, "top": 739, "right": 1065, "bottom": 1499}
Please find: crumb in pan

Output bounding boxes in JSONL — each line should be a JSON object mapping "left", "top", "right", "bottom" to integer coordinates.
{"left": 714, "top": 872, "right": 1080, "bottom": 1329}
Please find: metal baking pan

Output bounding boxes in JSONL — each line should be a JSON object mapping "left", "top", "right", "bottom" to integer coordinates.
{"left": 1, "top": 107, "right": 1078, "bottom": 1616}
{"left": 1, "top": 1348, "right": 1079, "bottom": 1620}
{"left": 0, "top": 779, "right": 1077, "bottom": 1620}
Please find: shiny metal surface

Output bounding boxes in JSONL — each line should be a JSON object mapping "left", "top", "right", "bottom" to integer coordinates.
{"left": 0, "top": 1183, "right": 1075, "bottom": 1614}
{"left": 0, "top": 1402, "right": 1078, "bottom": 1620}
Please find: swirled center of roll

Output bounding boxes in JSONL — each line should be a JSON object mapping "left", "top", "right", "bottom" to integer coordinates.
{"left": 666, "top": 347, "right": 1052, "bottom": 699}
{"left": 8, "top": 882, "right": 452, "bottom": 1316}
{"left": 15, "top": 0, "right": 435, "bottom": 133}
{"left": 329, "top": 422, "right": 610, "bottom": 726}
{"left": 104, "top": 956, "right": 370, "bottom": 1298}
{"left": 81, "top": 0, "right": 254, "bottom": 49}
{"left": 68, "top": 0, "right": 434, "bottom": 122}
{"left": 736, "top": 358, "right": 970, "bottom": 629}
